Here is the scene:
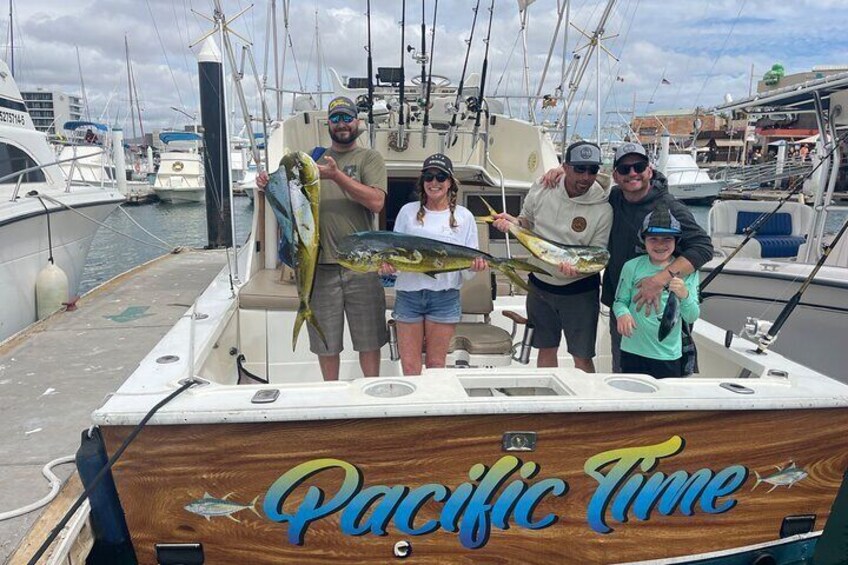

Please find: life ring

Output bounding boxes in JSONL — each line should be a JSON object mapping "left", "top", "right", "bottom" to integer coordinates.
{"left": 172, "top": 161, "right": 184, "bottom": 172}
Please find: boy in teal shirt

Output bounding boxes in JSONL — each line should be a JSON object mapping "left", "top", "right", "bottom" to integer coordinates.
{"left": 613, "top": 205, "right": 700, "bottom": 378}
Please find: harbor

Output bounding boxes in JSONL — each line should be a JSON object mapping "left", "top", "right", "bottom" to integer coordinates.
{"left": 3, "top": 0, "right": 848, "bottom": 563}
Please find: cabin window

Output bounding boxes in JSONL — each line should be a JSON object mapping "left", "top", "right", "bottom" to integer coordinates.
{"left": 383, "top": 177, "right": 418, "bottom": 231}
{"left": 0, "top": 143, "right": 46, "bottom": 183}
{"left": 465, "top": 193, "right": 524, "bottom": 241}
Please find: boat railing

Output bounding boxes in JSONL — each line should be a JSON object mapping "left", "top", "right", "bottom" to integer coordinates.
{"left": 716, "top": 161, "right": 814, "bottom": 191}
{"left": 5, "top": 148, "right": 108, "bottom": 201}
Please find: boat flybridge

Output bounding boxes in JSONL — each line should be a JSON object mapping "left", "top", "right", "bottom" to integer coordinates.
{"left": 0, "top": 61, "right": 123, "bottom": 343}
{"left": 90, "top": 70, "right": 848, "bottom": 563}
{"left": 152, "top": 131, "right": 205, "bottom": 203}
{"left": 700, "top": 72, "right": 848, "bottom": 379}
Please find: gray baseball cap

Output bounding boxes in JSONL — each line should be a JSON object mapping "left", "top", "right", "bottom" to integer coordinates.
{"left": 327, "top": 96, "right": 358, "bottom": 118}
{"left": 613, "top": 142, "right": 649, "bottom": 166}
{"left": 565, "top": 141, "right": 602, "bottom": 166}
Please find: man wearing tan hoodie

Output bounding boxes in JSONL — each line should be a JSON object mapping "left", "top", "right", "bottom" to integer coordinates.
{"left": 493, "top": 141, "right": 612, "bottom": 372}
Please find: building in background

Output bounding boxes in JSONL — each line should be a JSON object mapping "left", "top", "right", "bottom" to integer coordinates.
{"left": 21, "top": 89, "right": 83, "bottom": 134}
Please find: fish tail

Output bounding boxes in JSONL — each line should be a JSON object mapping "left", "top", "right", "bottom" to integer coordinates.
{"left": 490, "top": 260, "right": 530, "bottom": 292}
{"left": 477, "top": 195, "right": 499, "bottom": 215}
{"left": 752, "top": 470, "right": 761, "bottom": 491}
{"left": 293, "top": 302, "right": 327, "bottom": 350}
{"left": 249, "top": 495, "right": 261, "bottom": 517}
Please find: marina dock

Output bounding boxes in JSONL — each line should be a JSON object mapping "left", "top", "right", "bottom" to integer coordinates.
{"left": 0, "top": 249, "right": 226, "bottom": 563}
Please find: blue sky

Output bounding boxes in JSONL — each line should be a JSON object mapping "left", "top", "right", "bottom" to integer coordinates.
{"left": 4, "top": 0, "right": 848, "bottom": 137}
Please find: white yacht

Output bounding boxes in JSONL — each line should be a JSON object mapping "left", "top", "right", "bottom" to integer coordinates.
{"left": 663, "top": 153, "right": 726, "bottom": 203}
{"left": 88, "top": 61, "right": 848, "bottom": 564}
{"left": 0, "top": 61, "right": 123, "bottom": 343}
{"left": 152, "top": 131, "right": 205, "bottom": 203}
{"left": 56, "top": 121, "right": 154, "bottom": 201}
{"left": 700, "top": 73, "right": 848, "bottom": 380}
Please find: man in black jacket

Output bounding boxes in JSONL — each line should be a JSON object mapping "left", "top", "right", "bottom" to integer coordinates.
{"left": 540, "top": 142, "right": 713, "bottom": 371}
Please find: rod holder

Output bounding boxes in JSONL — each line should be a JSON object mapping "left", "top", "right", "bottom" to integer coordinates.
{"left": 517, "top": 324, "right": 535, "bottom": 365}
{"left": 388, "top": 319, "right": 400, "bottom": 361}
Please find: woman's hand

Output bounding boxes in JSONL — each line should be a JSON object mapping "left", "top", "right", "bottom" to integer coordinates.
{"left": 470, "top": 257, "right": 488, "bottom": 272}
{"left": 617, "top": 313, "right": 636, "bottom": 337}
{"left": 378, "top": 262, "right": 397, "bottom": 276}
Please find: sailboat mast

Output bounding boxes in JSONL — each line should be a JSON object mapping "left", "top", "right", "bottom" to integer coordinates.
{"left": 9, "top": 0, "right": 13, "bottom": 78}
{"left": 132, "top": 63, "right": 145, "bottom": 139}
{"left": 125, "top": 35, "right": 137, "bottom": 140}
{"left": 76, "top": 46, "right": 90, "bottom": 121}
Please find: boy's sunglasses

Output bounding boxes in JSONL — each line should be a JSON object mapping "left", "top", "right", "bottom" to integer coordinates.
{"left": 615, "top": 161, "right": 649, "bottom": 175}
{"left": 572, "top": 165, "right": 600, "bottom": 175}
{"left": 329, "top": 113, "right": 355, "bottom": 124}
{"left": 422, "top": 171, "right": 450, "bottom": 183}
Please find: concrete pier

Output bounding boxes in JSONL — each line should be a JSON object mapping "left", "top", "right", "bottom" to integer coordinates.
{"left": 0, "top": 249, "right": 226, "bottom": 563}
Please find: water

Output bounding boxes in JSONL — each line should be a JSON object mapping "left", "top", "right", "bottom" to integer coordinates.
{"left": 78, "top": 200, "right": 847, "bottom": 295}
{"left": 79, "top": 197, "right": 254, "bottom": 293}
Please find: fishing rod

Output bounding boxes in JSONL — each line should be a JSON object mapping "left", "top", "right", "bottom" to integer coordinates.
{"left": 397, "top": 0, "right": 406, "bottom": 140}
{"left": 471, "top": 0, "right": 495, "bottom": 150}
{"left": 421, "top": 0, "right": 439, "bottom": 148}
{"left": 446, "top": 0, "right": 481, "bottom": 147}
{"left": 366, "top": 0, "right": 376, "bottom": 148}
{"left": 419, "top": 1, "right": 427, "bottom": 100}
{"left": 754, "top": 216, "right": 848, "bottom": 355}
{"left": 700, "top": 132, "right": 848, "bottom": 293}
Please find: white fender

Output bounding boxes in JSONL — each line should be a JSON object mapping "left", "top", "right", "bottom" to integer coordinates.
{"left": 36, "top": 263, "right": 69, "bottom": 320}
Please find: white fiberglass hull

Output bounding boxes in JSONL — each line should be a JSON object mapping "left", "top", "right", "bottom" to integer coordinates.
{"left": 153, "top": 186, "right": 206, "bottom": 203}
{"left": 668, "top": 179, "right": 725, "bottom": 203}
{"left": 0, "top": 191, "right": 123, "bottom": 342}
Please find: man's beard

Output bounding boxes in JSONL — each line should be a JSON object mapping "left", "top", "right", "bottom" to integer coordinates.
{"left": 329, "top": 126, "right": 362, "bottom": 145}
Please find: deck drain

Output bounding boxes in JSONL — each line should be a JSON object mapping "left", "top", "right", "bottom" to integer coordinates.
{"left": 156, "top": 355, "right": 180, "bottom": 364}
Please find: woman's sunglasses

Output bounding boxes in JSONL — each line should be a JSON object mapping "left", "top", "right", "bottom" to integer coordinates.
{"left": 615, "top": 161, "right": 649, "bottom": 175}
{"left": 329, "top": 114, "right": 355, "bottom": 124}
{"left": 422, "top": 171, "right": 450, "bottom": 182}
{"left": 572, "top": 165, "right": 600, "bottom": 175}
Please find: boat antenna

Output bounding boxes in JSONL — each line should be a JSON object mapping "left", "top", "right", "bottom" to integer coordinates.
{"left": 446, "top": 0, "right": 480, "bottom": 147}
{"left": 754, "top": 216, "right": 848, "bottom": 355}
{"left": 471, "top": 0, "right": 495, "bottom": 149}
{"left": 397, "top": 0, "right": 406, "bottom": 140}
{"left": 700, "top": 132, "right": 848, "bottom": 293}
{"left": 125, "top": 36, "right": 137, "bottom": 139}
{"left": 420, "top": 0, "right": 439, "bottom": 148}
{"left": 366, "top": 0, "right": 376, "bottom": 148}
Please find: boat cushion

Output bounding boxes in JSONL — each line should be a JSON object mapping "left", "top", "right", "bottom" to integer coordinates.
{"left": 753, "top": 235, "right": 806, "bottom": 258}
{"left": 239, "top": 268, "right": 395, "bottom": 310}
{"left": 735, "top": 211, "right": 793, "bottom": 236}
{"left": 449, "top": 323, "right": 512, "bottom": 355}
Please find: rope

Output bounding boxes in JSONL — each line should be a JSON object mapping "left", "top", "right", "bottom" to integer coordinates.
{"left": 35, "top": 194, "right": 178, "bottom": 253}
{"left": 116, "top": 206, "right": 176, "bottom": 249}
{"left": 0, "top": 456, "right": 75, "bottom": 521}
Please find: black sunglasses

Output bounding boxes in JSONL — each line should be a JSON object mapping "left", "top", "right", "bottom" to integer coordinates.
{"left": 422, "top": 171, "right": 450, "bottom": 182}
{"left": 329, "top": 114, "right": 355, "bottom": 124}
{"left": 572, "top": 165, "right": 600, "bottom": 175}
{"left": 615, "top": 161, "right": 649, "bottom": 175}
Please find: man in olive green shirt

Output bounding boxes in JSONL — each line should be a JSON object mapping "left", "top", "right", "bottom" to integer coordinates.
{"left": 259, "top": 97, "right": 388, "bottom": 380}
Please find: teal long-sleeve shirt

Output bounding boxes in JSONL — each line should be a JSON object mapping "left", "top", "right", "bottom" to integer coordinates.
{"left": 612, "top": 255, "right": 700, "bottom": 361}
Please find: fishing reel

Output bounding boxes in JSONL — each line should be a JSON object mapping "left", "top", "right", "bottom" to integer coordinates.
{"left": 465, "top": 95, "right": 481, "bottom": 113}
{"left": 742, "top": 317, "right": 773, "bottom": 340}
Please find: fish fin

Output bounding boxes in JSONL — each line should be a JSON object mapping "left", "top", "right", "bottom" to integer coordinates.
{"left": 293, "top": 303, "right": 327, "bottom": 351}
{"left": 227, "top": 514, "right": 241, "bottom": 523}
{"left": 205, "top": 515, "right": 211, "bottom": 521}
{"left": 499, "top": 257, "right": 547, "bottom": 274}
{"left": 423, "top": 272, "right": 440, "bottom": 279}
{"left": 491, "top": 261, "right": 529, "bottom": 292}
{"left": 767, "top": 484, "right": 778, "bottom": 493}
{"left": 221, "top": 492, "right": 235, "bottom": 501}
{"left": 752, "top": 471, "right": 761, "bottom": 491}
{"left": 250, "top": 495, "right": 262, "bottom": 517}
{"left": 203, "top": 492, "right": 213, "bottom": 499}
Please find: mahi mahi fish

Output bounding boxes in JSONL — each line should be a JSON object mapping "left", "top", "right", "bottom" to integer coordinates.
{"left": 337, "top": 231, "right": 546, "bottom": 292}
{"left": 281, "top": 151, "right": 326, "bottom": 350}
{"left": 752, "top": 461, "right": 808, "bottom": 493}
{"left": 475, "top": 197, "right": 609, "bottom": 274}
{"left": 184, "top": 492, "right": 261, "bottom": 522}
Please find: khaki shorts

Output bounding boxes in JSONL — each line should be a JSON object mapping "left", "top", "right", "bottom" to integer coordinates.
{"left": 307, "top": 264, "right": 388, "bottom": 355}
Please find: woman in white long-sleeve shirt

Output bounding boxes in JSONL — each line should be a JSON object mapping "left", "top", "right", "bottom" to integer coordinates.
{"left": 380, "top": 154, "right": 486, "bottom": 375}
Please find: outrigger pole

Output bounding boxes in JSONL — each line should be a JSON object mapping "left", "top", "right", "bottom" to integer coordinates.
{"left": 471, "top": 0, "right": 495, "bottom": 150}
{"left": 397, "top": 0, "right": 406, "bottom": 140}
{"left": 366, "top": 0, "right": 376, "bottom": 148}
{"left": 700, "top": 132, "right": 848, "bottom": 294}
{"left": 755, "top": 217, "right": 848, "bottom": 355}
{"left": 446, "top": 0, "right": 481, "bottom": 147}
{"left": 421, "top": 0, "right": 439, "bottom": 148}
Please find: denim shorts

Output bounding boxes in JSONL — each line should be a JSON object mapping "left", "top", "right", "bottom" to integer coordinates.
{"left": 393, "top": 289, "right": 461, "bottom": 324}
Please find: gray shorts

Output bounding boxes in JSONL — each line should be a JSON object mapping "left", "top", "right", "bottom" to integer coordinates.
{"left": 526, "top": 278, "right": 600, "bottom": 359}
{"left": 307, "top": 264, "right": 388, "bottom": 355}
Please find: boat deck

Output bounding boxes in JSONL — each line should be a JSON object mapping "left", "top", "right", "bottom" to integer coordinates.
{"left": 0, "top": 249, "right": 226, "bottom": 563}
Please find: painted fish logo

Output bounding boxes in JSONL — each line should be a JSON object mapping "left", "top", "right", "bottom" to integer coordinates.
{"left": 185, "top": 492, "right": 261, "bottom": 523}
{"left": 752, "top": 461, "right": 808, "bottom": 493}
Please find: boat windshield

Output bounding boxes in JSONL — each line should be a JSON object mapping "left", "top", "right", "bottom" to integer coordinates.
{"left": 0, "top": 142, "right": 46, "bottom": 184}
